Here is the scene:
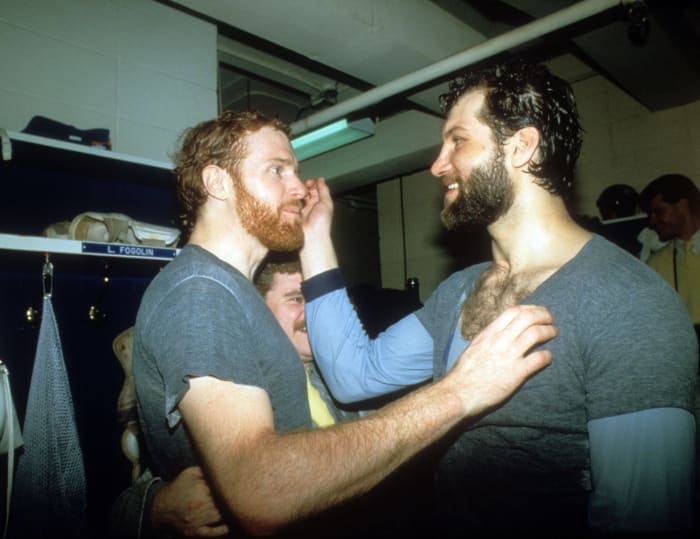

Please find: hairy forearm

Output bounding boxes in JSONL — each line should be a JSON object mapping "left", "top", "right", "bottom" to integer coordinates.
{"left": 263, "top": 380, "right": 462, "bottom": 510}
{"left": 184, "top": 305, "right": 555, "bottom": 535}
{"left": 187, "top": 377, "right": 465, "bottom": 535}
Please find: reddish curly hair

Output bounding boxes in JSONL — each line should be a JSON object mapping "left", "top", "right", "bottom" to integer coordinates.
{"left": 173, "top": 110, "right": 290, "bottom": 236}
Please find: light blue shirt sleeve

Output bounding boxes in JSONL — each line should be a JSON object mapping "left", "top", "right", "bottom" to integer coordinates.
{"left": 587, "top": 407, "right": 696, "bottom": 532}
{"left": 306, "top": 287, "right": 434, "bottom": 403}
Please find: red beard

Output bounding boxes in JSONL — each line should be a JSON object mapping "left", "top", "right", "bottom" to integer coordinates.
{"left": 234, "top": 174, "right": 304, "bottom": 251}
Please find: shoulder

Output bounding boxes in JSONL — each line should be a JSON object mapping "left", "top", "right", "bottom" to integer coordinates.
{"left": 417, "top": 262, "right": 489, "bottom": 325}
{"left": 646, "top": 242, "right": 673, "bottom": 267}
{"left": 578, "top": 236, "right": 674, "bottom": 296}
{"left": 147, "top": 245, "right": 252, "bottom": 302}
{"left": 560, "top": 235, "right": 693, "bottom": 359}
{"left": 137, "top": 245, "right": 260, "bottom": 330}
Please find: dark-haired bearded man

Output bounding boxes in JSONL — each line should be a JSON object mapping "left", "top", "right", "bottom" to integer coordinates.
{"left": 301, "top": 61, "right": 697, "bottom": 536}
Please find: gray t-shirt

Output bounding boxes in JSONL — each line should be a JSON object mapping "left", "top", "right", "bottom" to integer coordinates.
{"left": 416, "top": 234, "right": 697, "bottom": 532}
{"left": 133, "top": 245, "right": 311, "bottom": 480}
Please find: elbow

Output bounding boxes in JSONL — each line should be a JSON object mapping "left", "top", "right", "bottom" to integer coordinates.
{"left": 225, "top": 492, "right": 295, "bottom": 536}
{"left": 237, "top": 514, "right": 285, "bottom": 537}
{"left": 330, "top": 383, "right": 365, "bottom": 404}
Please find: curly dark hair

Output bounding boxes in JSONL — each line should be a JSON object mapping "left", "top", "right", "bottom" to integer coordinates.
{"left": 439, "top": 60, "right": 582, "bottom": 199}
{"left": 173, "top": 110, "right": 291, "bottom": 235}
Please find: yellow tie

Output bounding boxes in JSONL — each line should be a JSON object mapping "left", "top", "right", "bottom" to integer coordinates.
{"left": 305, "top": 367, "right": 336, "bottom": 428}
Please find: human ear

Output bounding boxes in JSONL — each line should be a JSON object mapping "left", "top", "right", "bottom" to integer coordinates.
{"left": 511, "top": 126, "right": 540, "bottom": 169}
{"left": 675, "top": 197, "right": 691, "bottom": 215}
{"left": 201, "top": 165, "right": 230, "bottom": 201}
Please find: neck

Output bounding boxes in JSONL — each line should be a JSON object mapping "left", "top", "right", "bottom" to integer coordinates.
{"left": 487, "top": 186, "right": 591, "bottom": 274}
{"left": 188, "top": 212, "right": 267, "bottom": 280}
{"left": 678, "top": 214, "right": 700, "bottom": 241}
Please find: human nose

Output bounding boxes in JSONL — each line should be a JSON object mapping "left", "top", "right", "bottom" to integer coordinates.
{"left": 430, "top": 145, "right": 452, "bottom": 178}
{"left": 294, "top": 304, "right": 306, "bottom": 324}
{"left": 288, "top": 174, "right": 308, "bottom": 200}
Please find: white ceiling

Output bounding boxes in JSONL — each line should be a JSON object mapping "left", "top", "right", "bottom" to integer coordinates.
{"left": 167, "top": 0, "right": 700, "bottom": 194}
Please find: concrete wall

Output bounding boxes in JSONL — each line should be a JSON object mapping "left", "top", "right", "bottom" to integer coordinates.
{"left": 0, "top": 0, "right": 218, "bottom": 163}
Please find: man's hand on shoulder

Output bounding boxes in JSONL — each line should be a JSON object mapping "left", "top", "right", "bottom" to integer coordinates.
{"left": 446, "top": 304, "right": 557, "bottom": 418}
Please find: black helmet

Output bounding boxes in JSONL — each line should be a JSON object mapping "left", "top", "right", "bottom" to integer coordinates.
{"left": 596, "top": 184, "right": 639, "bottom": 220}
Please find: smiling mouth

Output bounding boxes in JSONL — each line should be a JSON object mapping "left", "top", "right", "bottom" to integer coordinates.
{"left": 446, "top": 183, "right": 459, "bottom": 191}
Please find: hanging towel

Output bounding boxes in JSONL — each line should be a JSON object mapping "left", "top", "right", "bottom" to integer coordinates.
{"left": 10, "top": 296, "right": 87, "bottom": 539}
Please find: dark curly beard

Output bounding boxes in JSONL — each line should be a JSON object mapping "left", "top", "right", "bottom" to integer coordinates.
{"left": 441, "top": 147, "right": 514, "bottom": 230}
{"left": 234, "top": 174, "right": 304, "bottom": 251}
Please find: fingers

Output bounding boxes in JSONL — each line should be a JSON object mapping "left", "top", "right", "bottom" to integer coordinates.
{"left": 195, "top": 523, "right": 230, "bottom": 537}
{"left": 473, "top": 305, "right": 555, "bottom": 346}
{"left": 457, "top": 304, "right": 557, "bottom": 385}
{"left": 303, "top": 177, "right": 326, "bottom": 194}
{"left": 301, "top": 181, "right": 319, "bottom": 217}
{"left": 305, "top": 177, "right": 331, "bottom": 201}
{"left": 450, "top": 306, "right": 558, "bottom": 418}
{"left": 315, "top": 176, "right": 330, "bottom": 200}
{"left": 181, "top": 465, "right": 205, "bottom": 479}
{"left": 516, "top": 322, "right": 558, "bottom": 360}
{"left": 521, "top": 349, "right": 553, "bottom": 377}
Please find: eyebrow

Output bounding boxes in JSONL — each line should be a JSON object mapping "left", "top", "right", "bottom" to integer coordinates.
{"left": 266, "top": 157, "right": 299, "bottom": 174}
{"left": 282, "top": 288, "right": 303, "bottom": 298}
{"left": 443, "top": 126, "right": 469, "bottom": 140}
{"left": 268, "top": 156, "right": 294, "bottom": 164}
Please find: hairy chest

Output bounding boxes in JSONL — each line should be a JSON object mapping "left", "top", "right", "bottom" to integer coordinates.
{"left": 459, "top": 265, "right": 555, "bottom": 339}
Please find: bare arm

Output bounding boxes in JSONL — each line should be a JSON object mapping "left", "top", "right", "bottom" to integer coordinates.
{"left": 179, "top": 304, "right": 557, "bottom": 536}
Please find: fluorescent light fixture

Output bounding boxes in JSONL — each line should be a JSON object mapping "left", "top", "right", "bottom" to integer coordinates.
{"left": 291, "top": 118, "right": 374, "bottom": 161}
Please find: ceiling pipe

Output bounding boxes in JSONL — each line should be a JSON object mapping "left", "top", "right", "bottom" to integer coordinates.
{"left": 290, "top": 0, "right": 629, "bottom": 135}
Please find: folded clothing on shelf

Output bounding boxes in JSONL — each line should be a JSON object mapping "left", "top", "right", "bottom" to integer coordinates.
{"left": 23, "top": 115, "right": 111, "bottom": 150}
{"left": 44, "top": 212, "right": 180, "bottom": 247}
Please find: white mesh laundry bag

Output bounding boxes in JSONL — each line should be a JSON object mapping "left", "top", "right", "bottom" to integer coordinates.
{"left": 10, "top": 294, "right": 87, "bottom": 538}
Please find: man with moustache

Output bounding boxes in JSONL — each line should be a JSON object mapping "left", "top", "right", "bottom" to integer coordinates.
{"left": 131, "top": 109, "right": 558, "bottom": 537}
{"left": 254, "top": 255, "right": 360, "bottom": 427}
{"left": 300, "top": 61, "right": 697, "bottom": 536}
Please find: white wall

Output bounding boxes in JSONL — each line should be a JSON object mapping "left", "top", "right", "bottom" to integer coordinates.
{"left": 0, "top": 0, "right": 218, "bottom": 163}
{"left": 377, "top": 63, "right": 700, "bottom": 301}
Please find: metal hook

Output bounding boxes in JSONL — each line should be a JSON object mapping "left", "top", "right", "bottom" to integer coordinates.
{"left": 88, "top": 260, "right": 110, "bottom": 327}
{"left": 42, "top": 253, "right": 53, "bottom": 298}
